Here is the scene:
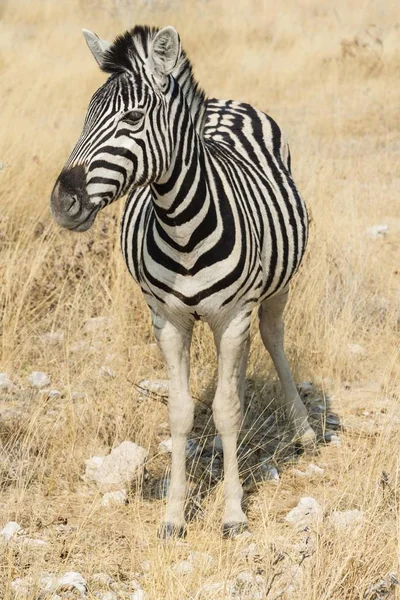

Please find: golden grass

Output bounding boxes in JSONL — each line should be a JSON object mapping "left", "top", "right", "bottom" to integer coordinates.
{"left": 0, "top": 0, "right": 399, "bottom": 598}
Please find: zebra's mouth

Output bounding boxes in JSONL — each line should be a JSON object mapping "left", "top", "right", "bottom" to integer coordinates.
{"left": 68, "top": 206, "right": 100, "bottom": 232}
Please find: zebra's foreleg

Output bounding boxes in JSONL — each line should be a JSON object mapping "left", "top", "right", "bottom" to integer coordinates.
{"left": 259, "top": 288, "right": 316, "bottom": 446}
{"left": 213, "top": 312, "right": 251, "bottom": 537}
{"left": 153, "top": 315, "right": 194, "bottom": 538}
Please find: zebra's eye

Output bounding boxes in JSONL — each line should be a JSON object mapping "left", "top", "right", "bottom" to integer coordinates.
{"left": 122, "top": 110, "right": 144, "bottom": 124}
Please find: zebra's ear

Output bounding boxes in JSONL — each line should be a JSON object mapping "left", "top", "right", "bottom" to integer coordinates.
{"left": 82, "top": 29, "right": 111, "bottom": 68}
{"left": 150, "top": 26, "right": 181, "bottom": 79}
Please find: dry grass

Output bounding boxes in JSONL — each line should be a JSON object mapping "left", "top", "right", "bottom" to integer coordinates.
{"left": 0, "top": 0, "right": 399, "bottom": 598}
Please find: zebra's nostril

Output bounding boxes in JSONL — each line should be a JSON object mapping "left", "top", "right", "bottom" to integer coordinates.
{"left": 66, "top": 194, "right": 81, "bottom": 216}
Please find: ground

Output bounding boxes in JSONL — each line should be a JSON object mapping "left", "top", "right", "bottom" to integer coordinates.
{"left": 0, "top": 0, "right": 399, "bottom": 599}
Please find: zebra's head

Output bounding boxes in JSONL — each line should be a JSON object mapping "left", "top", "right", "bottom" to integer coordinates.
{"left": 51, "top": 25, "right": 185, "bottom": 232}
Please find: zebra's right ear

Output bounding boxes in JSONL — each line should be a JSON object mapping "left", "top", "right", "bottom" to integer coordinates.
{"left": 82, "top": 29, "right": 111, "bottom": 68}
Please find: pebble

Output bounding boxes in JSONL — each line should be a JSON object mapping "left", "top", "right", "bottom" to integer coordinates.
{"left": 366, "top": 224, "right": 389, "bottom": 239}
{"left": 72, "top": 391, "right": 86, "bottom": 400}
{"left": 101, "top": 489, "right": 128, "bottom": 507}
{"left": 91, "top": 573, "right": 114, "bottom": 587}
{"left": 99, "top": 365, "right": 116, "bottom": 378}
{"left": 28, "top": 371, "right": 50, "bottom": 388}
{"left": 84, "top": 316, "right": 114, "bottom": 334}
{"left": 40, "top": 330, "right": 64, "bottom": 346}
{"left": 325, "top": 432, "right": 342, "bottom": 446}
{"left": 138, "top": 379, "right": 169, "bottom": 396}
{"left": 172, "top": 560, "right": 194, "bottom": 575}
{"left": 159, "top": 438, "right": 201, "bottom": 457}
{"left": 326, "top": 414, "right": 341, "bottom": 429}
{"left": 240, "top": 542, "right": 258, "bottom": 558}
{"left": 40, "top": 571, "right": 87, "bottom": 594}
{"left": 347, "top": 343, "right": 366, "bottom": 356}
{"left": 83, "top": 441, "right": 147, "bottom": 492}
{"left": 329, "top": 509, "right": 364, "bottom": 531}
{"left": 364, "top": 572, "right": 398, "bottom": 598}
{"left": 293, "top": 463, "right": 324, "bottom": 478}
{"left": 260, "top": 461, "right": 280, "bottom": 482}
{"left": 0, "top": 373, "right": 13, "bottom": 390}
{"left": 285, "top": 497, "right": 323, "bottom": 528}
{"left": 0, "top": 521, "right": 22, "bottom": 542}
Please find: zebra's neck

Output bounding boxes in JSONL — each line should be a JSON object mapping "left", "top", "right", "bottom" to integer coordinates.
{"left": 149, "top": 86, "right": 213, "bottom": 252}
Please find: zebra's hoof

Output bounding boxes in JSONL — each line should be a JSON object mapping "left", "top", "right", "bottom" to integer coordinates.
{"left": 158, "top": 522, "right": 186, "bottom": 540}
{"left": 222, "top": 521, "right": 249, "bottom": 539}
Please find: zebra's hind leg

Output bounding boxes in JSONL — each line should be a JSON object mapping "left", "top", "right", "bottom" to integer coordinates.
{"left": 258, "top": 288, "right": 316, "bottom": 447}
{"left": 153, "top": 315, "right": 194, "bottom": 538}
{"left": 213, "top": 312, "right": 251, "bottom": 537}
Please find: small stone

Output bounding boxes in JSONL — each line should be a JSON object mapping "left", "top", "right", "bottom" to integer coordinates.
{"left": 48, "top": 389, "right": 62, "bottom": 399}
{"left": 366, "top": 224, "right": 389, "bottom": 239}
{"left": 188, "top": 551, "right": 214, "bottom": 568}
{"left": 285, "top": 497, "right": 323, "bottom": 528}
{"left": 159, "top": 438, "right": 173, "bottom": 454}
{"left": 84, "top": 316, "right": 114, "bottom": 334}
{"left": 260, "top": 461, "right": 280, "bottom": 482}
{"left": 11, "top": 577, "right": 33, "bottom": 597}
{"left": 95, "top": 593, "right": 118, "bottom": 600}
{"left": 28, "top": 371, "right": 50, "bottom": 389}
{"left": 130, "top": 590, "right": 146, "bottom": 600}
{"left": 91, "top": 573, "right": 114, "bottom": 587}
{"left": 40, "top": 330, "right": 64, "bottom": 346}
{"left": 83, "top": 441, "right": 147, "bottom": 492}
{"left": 18, "top": 536, "right": 50, "bottom": 550}
{"left": 325, "top": 432, "right": 341, "bottom": 446}
{"left": 0, "top": 373, "right": 13, "bottom": 390}
{"left": 1, "top": 521, "right": 22, "bottom": 542}
{"left": 138, "top": 379, "right": 169, "bottom": 396}
{"left": 329, "top": 509, "right": 364, "bottom": 531}
{"left": 72, "top": 391, "right": 86, "bottom": 400}
{"left": 101, "top": 489, "right": 127, "bottom": 507}
{"left": 99, "top": 365, "right": 116, "bottom": 378}
{"left": 172, "top": 560, "right": 193, "bottom": 575}
{"left": 293, "top": 463, "right": 324, "bottom": 478}
{"left": 40, "top": 571, "right": 87, "bottom": 594}
{"left": 159, "top": 437, "right": 200, "bottom": 457}
{"left": 240, "top": 542, "right": 258, "bottom": 558}
{"left": 347, "top": 343, "right": 366, "bottom": 356}
{"left": 364, "top": 572, "right": 398, "bottom": 598}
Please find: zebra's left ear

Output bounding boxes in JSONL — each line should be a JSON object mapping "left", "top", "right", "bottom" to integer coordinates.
{"left": 150, "top": 26, "right": 181, "bottom": 79}
{"left": 82, "top": 29, "right": 111, "bottom": 68}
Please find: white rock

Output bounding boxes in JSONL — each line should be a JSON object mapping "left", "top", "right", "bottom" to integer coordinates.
{"left": 172, "top": 560, "right": 193, "bottom": 575}
{"left": 188, "top": 551, "right": 214, "bottom": 568}
{"left": 83, "top": 455, "right": 105, "bottom": 481}
{"left": 0, "top": 373, "right": 13, "bottom": 390}
{"left": 101, "top": 489, "right": 127, "bottom": 507}
{"left": 130, "top": 590, "right": 145, "bottom": 600}
{"left": 85, "top": 441, "right": 147, "bottom": 492}
{"left": 329, "top": 509, "right": 364, "bottom": 531}
{"left": 84, "top": 316, "right": 114, "bottom": 334}
{"left": 40, "top": 571, "right": 87, "bottom": 594}
{"left": 48, "top": 389, "right": 62, "bottom": 399}
{"left": 260, "top": 461, "right": 280, "bottom": 481}
{"left": 159, "top": 438, "right": 200, "bottom": 457}
{"left": 95, "top": 593, "right": 118, "bottom": 600}
{"left": 40, "top": 330, "right": 64, "bottom": 346}
{"left": 328, "top": 434, "right": 342, "bottom": 446}
{"left": 347, "top": 343, "right": 366, "bottom": 356}
{"left": 91, "top": 573, "right": 114, "bottom": 587}
{"left": 72, "top": 391, "right": 86, "bottom": 400}
{"left": 285, "top": 497, "right": 323, "bottom": 528}
{"left": 138, "top": 379, "right": 169, "bottom": 396}
{"left": 99, "top": 365, "right": 116, "bottom": 378}
{"left": 366, "top": 224, "right": 389, "bottom": 239}
{"left": 240, "top": 542, "right": 259, "bottom": 558}
{"left": 11, "top": 577, "right": 33, "bottom": 596}
{"left": 28, "top": 371, "right": 50, "bottom": 388}
{"left": 293, "top": 464, "right": 324, "bottom": 478}
{"left": 1, "top": 521, "right": 22, "bottom": 542}
{"left": 159, "top": 438, "right": 173, "bottom": 454}
{"left": 18, "top": 536, "right": 50, "bottom": 550}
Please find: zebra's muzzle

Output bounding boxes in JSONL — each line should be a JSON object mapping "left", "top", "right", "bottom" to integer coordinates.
{"left": 50, "top": 165, "right": 98, "bottom": 232}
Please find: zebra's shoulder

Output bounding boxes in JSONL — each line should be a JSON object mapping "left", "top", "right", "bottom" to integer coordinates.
{"left": 203, "top": 98, "right": 291, "bottom": 170}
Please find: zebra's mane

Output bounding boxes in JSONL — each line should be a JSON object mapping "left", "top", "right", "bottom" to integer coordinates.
{"left": 101, "top": 25, "right": 207, "bottom": 134}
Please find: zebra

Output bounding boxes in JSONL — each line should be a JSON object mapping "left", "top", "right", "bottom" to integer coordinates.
{"left": 50, "top": 25, "right": 316, "bottom": 538}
